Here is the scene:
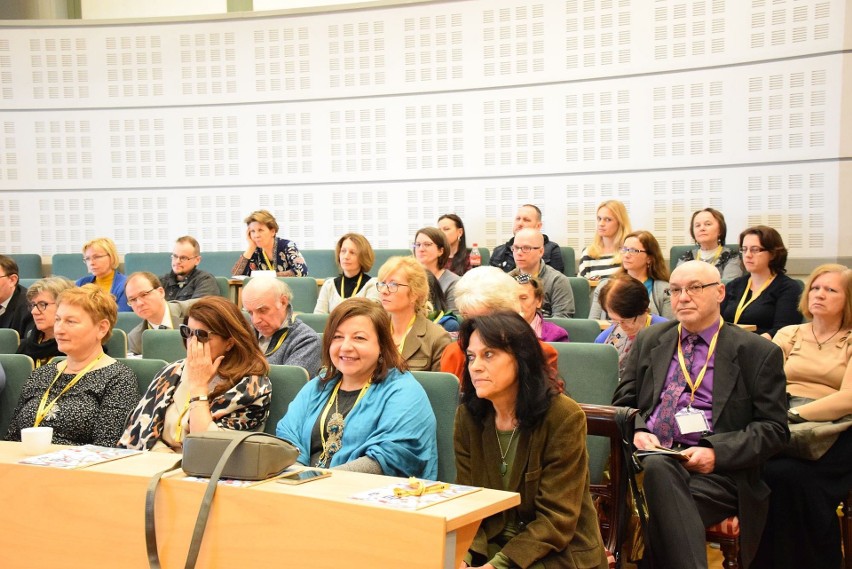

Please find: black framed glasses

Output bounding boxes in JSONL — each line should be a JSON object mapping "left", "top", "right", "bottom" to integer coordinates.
{"left": 739, "top": 246, "right": 767, "bottom": 255}
{"left": 664, "top": 282, "right": 721, "bottom": 298}
{"left": 510, "top": 245, "right": 542, "bottom": 253}
{"left": 127, "top": 288, "right": 157, "bottom": 306}
{"left": 180, "top": 324, "right": 213, "bottom": 343}
{"left": 620, "top": 247, "right": 647, "bottom": 255}
{"left": 27, "top": 301, "right": 56, "bottom": 314}
{"left": 170, "top": 254, "right": 199, "bottom": 262}
{"left": 376, "top": 281, "right": 410, "bottom": 293}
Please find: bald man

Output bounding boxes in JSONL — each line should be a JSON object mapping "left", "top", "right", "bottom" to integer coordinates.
{"left": 508, "top": 228, "right": 574, "bottom": 318}
{"left": 490, "top": 204, "right": 564, "bottom": 273}
{"left": 612, "top": 260, "right": 788, "bottom": 569}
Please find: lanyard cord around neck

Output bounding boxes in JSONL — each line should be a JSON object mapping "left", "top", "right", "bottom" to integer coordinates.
{"left": 34, "top": 353, "right": 105, "bottom": 427}
{"left": 392, "top": 315, "right": 417, "bottom": 354}
{"left": 733, "top": 275, "right": 775, "bottom": 324}
{"left": 339, "top": 272, "right": 364, "bottom": 299}
{"left": 676, "top": 317, "right": 722, "bottom": 406}
{"left": 318, "top": 380, "right": 371, "bottom": 448}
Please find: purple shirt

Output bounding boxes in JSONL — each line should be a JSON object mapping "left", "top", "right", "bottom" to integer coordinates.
{"left": 646, "top": 319, "right": 720, "bottom": 446}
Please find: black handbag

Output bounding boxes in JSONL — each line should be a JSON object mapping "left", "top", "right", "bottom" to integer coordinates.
{"left": 145, "top": 431, "right": 299, "bottom": 569}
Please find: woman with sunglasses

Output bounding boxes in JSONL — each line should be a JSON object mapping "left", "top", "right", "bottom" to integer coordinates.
{"left": 17, "top": 277, "right": 74, "bottom": 367}
{"left": 118, "top": 296, "right": 271, "bottom": 451}
{"left": 276, "top": 298, "right": 438, "bottom": 478}
{"left": 721, "top": 225, "right": 802, "bottom": 339}
{"left": 588, "top": 230, "right": 673, "bottom": 320}
{"left": 375, "top": 256, "right": 451, "bottom": 372}
{"left": 516, "top": 274, "right": 569, "bottom": 342}
{"left": 5, "top": 285, "right": 138, "bottom": 446}
{"left": 594, "top": 274, "right": 668, "bottom": 376}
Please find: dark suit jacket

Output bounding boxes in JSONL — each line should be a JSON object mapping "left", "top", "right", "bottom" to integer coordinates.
{"left": 0, "top": 284, "right": 33, "bottom": 337}
{"left": 612, "top": 319, "right": 789, "bottom": 568}
{"left": 401, "top": 314, "right": 451, "bottom": 372}
{"left": 455, "top": 395, "right": 608, "bottom": 569}
{"left": 489, "top": 234, "right": 565, "bottom": 274}
{"left": 127, "top": 300, "right": 195, "bottom": 355}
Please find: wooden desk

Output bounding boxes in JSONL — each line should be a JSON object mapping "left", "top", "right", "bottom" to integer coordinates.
{"left": 0, "top": 442, "right": 517, "bottom": 569}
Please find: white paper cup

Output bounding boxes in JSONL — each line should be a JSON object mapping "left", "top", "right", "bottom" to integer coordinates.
{"left": 21, "top": 427, "right": 54, "bottom": 455}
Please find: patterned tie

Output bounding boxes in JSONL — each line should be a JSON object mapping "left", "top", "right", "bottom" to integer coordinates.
{"left": 656, "top": 334, "right": 699, "bottom": 448}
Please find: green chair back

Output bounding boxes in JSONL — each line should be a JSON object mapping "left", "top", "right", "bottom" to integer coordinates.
{"left": 373, "top": 249, "right": 414, "bottom": 272}
{"left": 265, "top": 365, "right": 310, "bottom": 435}
{"left": 105, "top": 329, "right": 128, "bottom": 358}
{"left": 117, "top": 357, "right": 168, "bottom": 396}
{"left": 141, "top": 329, "right": 185, "bottom": 363}
{"left": 244, "top": 277, "right": 318, "bottom": 314}
{"left": 215, "top": 276, "right": 230, "bottom": 298}
{"left": 544, "top": 318, "right": 601, "bottom": 343}
{"left": 10, "top": 254, "right": 43, "bottom": 279}
{"left": 0, "top": 329, "right": 20, "bottom": 354}
{"left": 0, "top": 353, "right": 34, "bottom": 436}
{"left": 51, "top": 253, "right": 88, "bottom": 281}
{"left": 301, "top": 249, "right": 339, "bottom": 279}
{"left": 114, "top": 312, "right": 143, "bottom": 335}
{"left": 197, "top": 251, "right": 243, "bottom": 278}
{"left": 473, "top": 246, "right": 490, "bottom": 267}
{"left": 296, "top": 313, "right": 330, "bottom": 334}
{"left": 411, "top": 370, "right": 460, "bottom": 482}
{"left": 19, "top": 278, "right": 40, "bottom": 290}
{"left": 567, "top": 277, "right": 591, "bottom": 319}
{"left": 547, "top": 342, "right": 619, "bottom": 406}
{"left": 124, "top": 253, "right": 170, "bottom": 277}
{"left": 560, "top": 246, "right": 576, "bottom": 276}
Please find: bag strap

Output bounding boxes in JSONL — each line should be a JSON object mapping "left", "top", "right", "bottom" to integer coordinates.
{"left": 615, "top": 406, "right": 652, "bottom": 564}
{"left": 146, "top": 458, "right": 183, "bottom": 569}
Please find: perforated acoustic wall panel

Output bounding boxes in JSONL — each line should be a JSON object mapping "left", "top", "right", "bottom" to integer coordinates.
{"left": 0, "top": 0, "right": 848, "bottom": 268}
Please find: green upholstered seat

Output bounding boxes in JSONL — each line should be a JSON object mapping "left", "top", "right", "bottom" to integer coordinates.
{"left": 10, "top": 254, "right": 43, "bottom": 279}
{"left": 124, "top": 253, "right": 171, "bottom": 277}
{"left": 0, "top": 353, "right": 34, "bottom": 436}
{"left": 301, "top": 249, "right": 339, "bottom": 279}
{"left": 547, "top": 342, "right": 619, "bottom": 406}
{"left": 411, "top": 370, "right": 460, "bottom": 482}
{"left": 0, "top": 329, "right": 20, "bottom": 354}
{"left": 141, "top": 329, "right": 185, "bottom": 363}
{"left": 117, "top": 357, "right": 169, "bottom": 396}
{"left": 104, "top": 329, "right": 128, "bottom": 359}
{"left": 264, "top": 364, "right": 310, "bottom": 436}
{"left": 296, "top": 313, "right": 330, "bottom": 334}
{"left": 51, "top": 253, "right": 89, "bottom": 281}
{"left": 567, "top": 277, "right": 591, "bottom": 319}
{"left": 544, "top": 317, "right": 602, "bottom": 343}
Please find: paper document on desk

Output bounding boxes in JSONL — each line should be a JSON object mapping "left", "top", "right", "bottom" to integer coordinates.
{"left": 18, "top": 445, "right": 142, "bottom": 469}
{"left": 350, "top": 480, "right": 481, "bottom": 510}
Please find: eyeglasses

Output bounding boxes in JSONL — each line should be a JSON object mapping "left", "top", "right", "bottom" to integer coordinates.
{"left": 127, "top": 288, "right": 157, "bottom": 306}
{"left": 412, "top": 242, "right": 435, "bottom": 250}
{"left": 620, "top": 247, "right": 647, "bottom": 255}
{"left": 376, "top": 281, "right": 410, "bottom": 293}
{"left": 83, "top": 254, "right": 109, "bottom": 263}
{"left": 510, "top": 245, "right": 542, "bottom": 253}
{"left": 27, "top": 301, "right": 56, "bottom": 314}
{"left": 665, "top": 282, "right": 721, "bottom": 298}
{"left": 739, "top": 246, "right": 767, "bottom": 255}
{"left": 609, "top": 315, "right": 640, "bottom": 327}
{"left": 170, "top": 254, "right": 199, "bottom": 263}
{"left": 0, "top": 274, "right": 10, "bottom": 280}
{"left": 180, "top": 324, "right": 214, "bottom": 343}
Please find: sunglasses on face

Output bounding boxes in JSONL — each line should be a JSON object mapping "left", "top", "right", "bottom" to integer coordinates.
{"left": 180, "top": 324, "right": 213, "bottom": 343}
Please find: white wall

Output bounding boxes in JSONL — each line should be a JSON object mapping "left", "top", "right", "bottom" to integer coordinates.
{"left": 0, "top": 0, "right": 849, "bottom": 269}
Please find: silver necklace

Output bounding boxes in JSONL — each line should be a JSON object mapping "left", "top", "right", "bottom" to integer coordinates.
{"left": 495, "top": 426, "right": 518, "bottom": 477}
{"left": 812, "top": 325, "right": 842, "bottom": 350}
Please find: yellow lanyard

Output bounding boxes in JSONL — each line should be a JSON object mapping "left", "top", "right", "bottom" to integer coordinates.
{"left": 699, "top": 245, "right": 723, "bottom": 264}
{"left": 261, "top": 249, "right": 275, "bottom": 271}
{"left": 339, "top": 273, "right": 364, "bottom": 299}
{"left": 676, "top": 318, "right": 722, "bottom": 405}
{"left": 431, "top": 310, "right": 445, "bottom": 324}
{"left": 644, "top": 314, "right": 652, "bottom": 328}
{"left": 34, "top": 353, "right": 104, "bottom": 427}
{"left": 392, "top": 315, "right": 417, "bottom": 354}
{"left": 264, "top": 329, "right": 290, "bottom": 357}
{"left": 174, "top": 399, "right": 193, "bottom": 443}
{"left": 318, "top": 380, "right": 371, "bottom": 448}
{"left": 733, "top": 276, "right": 775, "bottom": 324}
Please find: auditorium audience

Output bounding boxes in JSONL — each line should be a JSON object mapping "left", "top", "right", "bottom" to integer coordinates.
{"left": 5, "top": 285, "right": 138, "bottom": 446}
{"left": 241, "top": 277, "right": 322, "bottom": 376}
{"left": 753, "top": 264, "right": 852, "bottom": 569}
{"left": 118, "top": 296, "right": 272, "bottom": 451}
{"left": 276, "top": 298, "right": 438, "bottom": 478}
{"left": 125, "top": 272, "right": 195, "bottom": 356}
{"left": 589, "top": 230, "right": 672, "bottom": 319}
{"left": 413, "top": 226, "right": 459, "bottom": 312}
{"left": 17, "top": 277, "right": 73, "bottom": 367}
{"left": 578, "top": 200, "right": 632, "bottom": 280}
{"left": 76, "top": 237, "right": 131, "bottom": 312}
{"left": 314, "top": 232, "right": 379, "bottom": 314}
{"left": 676, "top": 208, "right": 743, "bottom": 280}
{"left": 509, "top": 228, "right": 575, "bottom": 318}
{"left": 232, "top": 209, "right": 308, "bottom": 277}
{"left": 377, "top": 256, "right": 450, "bottom": 372}
{"left": 721, "top": 225, "right": 802, "bottom": 338}
{"left": 594, "top": 274, "right": 668, "bottom": 377}
{"left": 0, "top": 255, "right": 34, "bottom": 336}
{"left": 455, "top": 312, "right": 608, "bottom": 569}
{"left": 161, "top": 236, "right": 219, "bottom": 301}
{"left": 438, "top": 213, "right": 479, "bottom": 276}
{"left": 490, "top": 204, "right": 564, "bottom": 274}
{"left": 515, "top": 274, "right": 569, "bottom": 342}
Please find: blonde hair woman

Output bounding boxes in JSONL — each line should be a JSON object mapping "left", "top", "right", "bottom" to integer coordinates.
{"left": 376, "top": 256, "right": 450, "bottom": 372}
{"left": 578, "top": 200, "right": 632, "bottom": 280}
{"left": 76, "top": 237, "right": 131, "bottom": 311}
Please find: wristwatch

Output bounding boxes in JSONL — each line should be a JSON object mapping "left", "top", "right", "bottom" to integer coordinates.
{"left": 189, "top": 395, "right": 209, "bottom": 404}
{"left": 787, "top": 408, "right": 806, "bottom": 423}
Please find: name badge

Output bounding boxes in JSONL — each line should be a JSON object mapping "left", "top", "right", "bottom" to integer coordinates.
{"left": 675, "top": 407, "right": 710, "bottom": 435}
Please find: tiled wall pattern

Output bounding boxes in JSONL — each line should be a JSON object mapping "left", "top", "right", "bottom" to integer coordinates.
{"left": 0, "top": 0, "right": 847, "bottom": 262}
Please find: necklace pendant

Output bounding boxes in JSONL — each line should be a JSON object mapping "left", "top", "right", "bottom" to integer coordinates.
{"left": 500, "top": 461, "right": 507, "bottom": 476}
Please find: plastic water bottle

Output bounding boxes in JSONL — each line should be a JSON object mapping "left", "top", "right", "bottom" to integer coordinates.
{"left": 470, "top": 244, "right": 482, "bottom": 267}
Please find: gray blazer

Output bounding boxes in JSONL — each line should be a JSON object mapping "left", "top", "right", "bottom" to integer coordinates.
{"left": 127, "top": 300, "right": 195, "bottom": 355}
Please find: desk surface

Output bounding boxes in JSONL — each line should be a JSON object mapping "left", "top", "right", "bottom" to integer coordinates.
{"left": 0, "top": 442, "right": 517, "bottom": 569}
